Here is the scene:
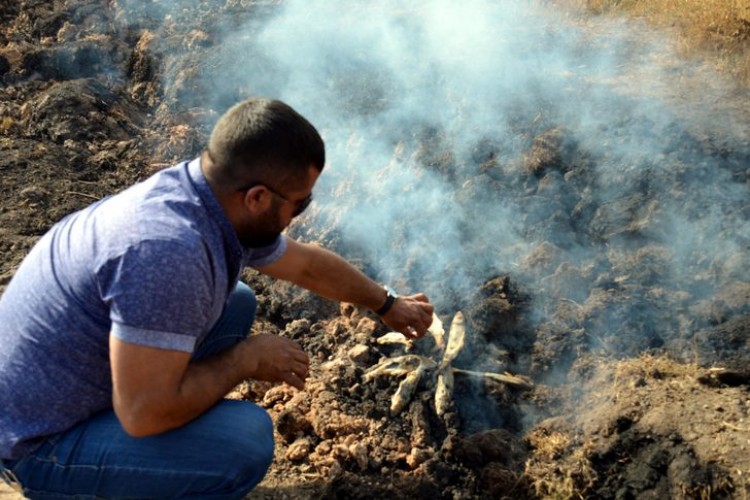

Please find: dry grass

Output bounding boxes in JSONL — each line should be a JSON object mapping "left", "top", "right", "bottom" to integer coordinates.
{"left": 611, "top": 352, "right": 700, "bottom": 380}
{"left": 557, "top": 0, "right": 750, "bottom": 84}
{"left": 524, "top": 354, "right": 701, "bottom": 498}
{"left": 527, "top": 438, "right": 599, "bottom": 500}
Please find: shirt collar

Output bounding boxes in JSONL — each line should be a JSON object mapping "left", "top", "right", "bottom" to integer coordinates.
{"left": 186, "top": 157, "right": 244, "bottom": 262}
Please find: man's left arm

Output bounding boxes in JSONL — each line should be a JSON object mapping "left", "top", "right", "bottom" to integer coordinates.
{"left": 256, "top": 238, "right": 434, "bottom": 338}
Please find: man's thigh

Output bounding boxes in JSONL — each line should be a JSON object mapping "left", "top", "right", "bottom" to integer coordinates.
{"left": 12, "top": 400, "right": 273, "bottom": 499}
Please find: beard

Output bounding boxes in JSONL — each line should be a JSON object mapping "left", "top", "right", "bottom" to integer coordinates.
{"left": 239, "top": 203, "right": 285, "bottom": 248}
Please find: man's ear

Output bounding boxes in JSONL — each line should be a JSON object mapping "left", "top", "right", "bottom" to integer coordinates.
{"left": 242, "top": 186, "right": 270, "bottom": 214}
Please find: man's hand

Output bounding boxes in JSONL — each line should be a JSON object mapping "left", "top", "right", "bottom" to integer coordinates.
{"left": 381, "top": 292, "right": 434, "bottom": 339}
{"left": 257, "top": 240, "right": 436, "bottom": 341}
{"left": 110, "top": 332, "right": 310, "bottom": 438}
{"left": 240, "top": 334, "right": 310, "bottom": 389}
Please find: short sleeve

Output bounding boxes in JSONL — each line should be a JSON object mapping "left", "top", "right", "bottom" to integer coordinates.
{"left": 245, "top": 234, "right": 288, "bottom": 268}
{"left": 97, "top": 238, "right": 212, "bottom": 352}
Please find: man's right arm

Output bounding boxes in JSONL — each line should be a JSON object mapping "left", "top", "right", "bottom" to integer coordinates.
{"left": 109, "top": 333, "right": 309, "bottom": 437}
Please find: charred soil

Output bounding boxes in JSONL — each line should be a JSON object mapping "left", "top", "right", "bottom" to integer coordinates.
{"left": 2, "top": 1, "right": 750, "bottom": 499}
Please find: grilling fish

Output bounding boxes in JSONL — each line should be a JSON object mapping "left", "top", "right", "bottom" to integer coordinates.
{"left": 363, "top": 355, "right": 432, "bottom": 383}
{"left": 434, "top": 365, "right": 454, "bottom": 417}
{"left": 440, "top": 311, "right": 466, "bottom": 368}
{"left": 452, "top": 368, "right": 534, "bottom": 390}
{"left": 427, "top": 313, "right": 445, "bottom": 350}
{"left": 390, "top": 363, "right": 426, "bottom": 415}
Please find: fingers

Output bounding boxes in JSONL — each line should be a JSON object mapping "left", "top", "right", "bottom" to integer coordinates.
{"left": 282, "top": 349, "right": 309, "bottom": 389}
{"left": 401, "top": 325, "right": 423, "bottom": 340}
{"left": 410, "top": 292, "right": 430, "bottom": 304}
{"left": 275, "top": 364, "right": 309, "bottom": 390}
{"left": 382, "top": 292, "right": 436, "bottom": 340}
{"left": 291, "top": 360, "right": 309, "bottom": 379}
{"left": 291, "top": 349, "right": 310, "bottom": 366}
{"left": 403, "top": 293, "right": 435, "bottom": 317}
{"left": 411, "top": 306, "right": 435, "bottom": 338}
{"left": 403, "top": 321, "right": 430, "bottom": 339}
{"left": 245, "top": 334, "right": 310, "bottom": 389}
{"left": 400, "top": 314, "right": 431, "bottom": 339}
{"left": 269, "top": 354, "right": 307, "bottom": 390}
{"left": 419, "top": 303, "right": 434, "bottom": 326}
{"left": 277, "top": 337, "right": 309, "bottom": 365}
{"left": 281, "top": 370, "right": 306, "bottom": 390}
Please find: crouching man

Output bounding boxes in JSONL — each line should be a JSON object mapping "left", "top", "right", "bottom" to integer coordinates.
{"left": 0, "top": 98, "right": 433, "bottom": 498}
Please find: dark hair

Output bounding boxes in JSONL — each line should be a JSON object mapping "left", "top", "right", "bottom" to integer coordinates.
{"left": 207, "top": 98, "right": 325, "bottom": 190}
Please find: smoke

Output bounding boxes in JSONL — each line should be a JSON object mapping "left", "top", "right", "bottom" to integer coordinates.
{"left": 162, "top": 1, "right": 749, "bottom": 360}
{"left": 212, "top": 1, "right": 581, "bottom": 284}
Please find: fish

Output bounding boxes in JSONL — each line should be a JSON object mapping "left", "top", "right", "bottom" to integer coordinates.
{"left": 362, "top": 354, "right": 423, "bottom": 383}
{"left": 452, "top": 368, "right": 534, "bottom": 390}
{"left": 434, "top": 365, "right": 454, "bottom": 417}
{"left": 390, "top": 364, "right": 426, "bottom": 415}
{"left": 376, "top": 331, "right": 412, "bottom": 347}
{"left": 440, "top": 311, "right": 466, "bottom": 369}
{"left": 427, "top": 313, "right": 445, "bottom": 350}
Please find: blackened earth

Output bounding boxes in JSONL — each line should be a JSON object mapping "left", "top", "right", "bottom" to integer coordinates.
{"left": 1, "top": 1, "right": 750, "bottom": 499}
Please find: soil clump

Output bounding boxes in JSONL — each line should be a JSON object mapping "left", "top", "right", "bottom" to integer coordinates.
{"left": 1, "top": 2, "right": 749, "bottom": 499}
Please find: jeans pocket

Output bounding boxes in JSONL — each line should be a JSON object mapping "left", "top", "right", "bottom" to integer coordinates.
{"left": 19, "top": 427, "right": 76, "bottom": 470}
{"left": 43, "top": 425, "right": 90, "bottom": 468}
{"left": 9, "top": 430, "right": 81, "bottom": 497}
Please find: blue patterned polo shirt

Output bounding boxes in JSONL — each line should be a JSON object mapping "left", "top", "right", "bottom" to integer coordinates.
{"left": 0, "top": 157, "right": 286, "bottom": 460}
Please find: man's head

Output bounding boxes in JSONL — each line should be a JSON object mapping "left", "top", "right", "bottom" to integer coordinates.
{"left": 207, "top": 98, "right": 325, "bottom": 190}
{"left": 203, "top": 98, "right": 326, "bottom": 248}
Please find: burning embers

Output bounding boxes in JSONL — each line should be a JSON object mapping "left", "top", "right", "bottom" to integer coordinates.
{"left": 364, "top": 312, "right": 533, "bottom": 417}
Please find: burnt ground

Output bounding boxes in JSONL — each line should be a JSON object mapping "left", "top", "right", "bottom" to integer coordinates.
{"left": 2, "top": 1, "right": 750, "bottom": 499}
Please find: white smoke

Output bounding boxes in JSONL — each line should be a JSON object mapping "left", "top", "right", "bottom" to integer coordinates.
{"left": 176, "top": 0, "right": 749, "bottom": 319}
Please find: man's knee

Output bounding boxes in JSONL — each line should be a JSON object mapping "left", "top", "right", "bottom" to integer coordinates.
{"left": 235, "top": 404, "right": 274, "bottom": 466}
{"left": 193, "top": 283, "right": 258, "bottom": 360}
{"left": 213, "top": 402, "right": 274, "bottom": 490}
{"left": 228, "top": 282, "right": 258, "bottom": 335}
{"left": 232, "top": 282, "right": 257, "bottom": 315}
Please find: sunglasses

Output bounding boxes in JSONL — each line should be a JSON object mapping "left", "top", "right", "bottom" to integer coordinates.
{"left": 254, "top": 183, "right": 313, "bottom": 217}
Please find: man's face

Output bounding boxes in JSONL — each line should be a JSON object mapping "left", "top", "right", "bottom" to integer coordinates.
{"left": 242, "top": 198, "right": 285, "bottom": 248}
{"left": 239, "top": 164, "right": 320, "bottom": 248}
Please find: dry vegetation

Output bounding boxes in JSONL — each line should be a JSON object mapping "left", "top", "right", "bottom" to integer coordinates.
{"left": 525, "top": 354, "right": 750, "bottom": 499}
{"left": 558, "top": 0, "right": 750, "bottom": 83}
{"left": 2, "top": 1, "right": 750, "bottom": 498}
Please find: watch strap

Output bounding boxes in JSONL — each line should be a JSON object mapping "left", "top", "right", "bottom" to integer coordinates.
{"left": 375, "top": 287, "right": 397, "bottom": 315}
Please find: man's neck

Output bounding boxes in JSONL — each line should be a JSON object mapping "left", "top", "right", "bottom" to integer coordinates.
{"left": 199, "top": 151, "right": 244, "bottom": 229}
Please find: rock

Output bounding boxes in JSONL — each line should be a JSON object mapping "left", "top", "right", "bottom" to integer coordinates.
{"left": 315, "top": 440, "right": 332, "bottom": 455}
{"left": 349, "top": 442, "right": 369, "bottom": 471}
{"left": 285, "top": 437, "right": 312, "bottom": 462}
{"left": 276, "top": 405, "right": 312, "bottom": 444}
{"left": 406, "top": 447, "right": 433, "bottom": 469}
{"left": 347, "top": 344, "right": 370, "bottom": 364}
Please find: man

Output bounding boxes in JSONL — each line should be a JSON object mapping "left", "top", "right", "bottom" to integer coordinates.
{"left": 0, "top": 98, "right": 434, "bottom": 498}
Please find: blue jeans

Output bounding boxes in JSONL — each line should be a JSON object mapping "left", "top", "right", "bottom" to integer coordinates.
{"left": 3, "top": 282, "right": 272, "bottom": 499}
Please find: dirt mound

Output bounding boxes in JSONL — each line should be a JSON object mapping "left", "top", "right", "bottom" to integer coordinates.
{"left": 528, "top": 356, "right": 747, "bottom": 499}
{"left": 1, "top": 1, "right": 750, "bottom": 499}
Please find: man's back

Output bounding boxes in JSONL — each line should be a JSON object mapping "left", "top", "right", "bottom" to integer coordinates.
{"left": 0, "top": 160, "right": 237, "bottom": 460}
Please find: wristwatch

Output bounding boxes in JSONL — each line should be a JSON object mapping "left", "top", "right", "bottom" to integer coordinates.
{"left": 375, "top": 285, "right": 397, "bottom": 316}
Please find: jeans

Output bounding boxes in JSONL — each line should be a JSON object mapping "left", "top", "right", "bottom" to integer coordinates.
{"left": 2, "top": 282, "right": 272, "bottom": 499}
